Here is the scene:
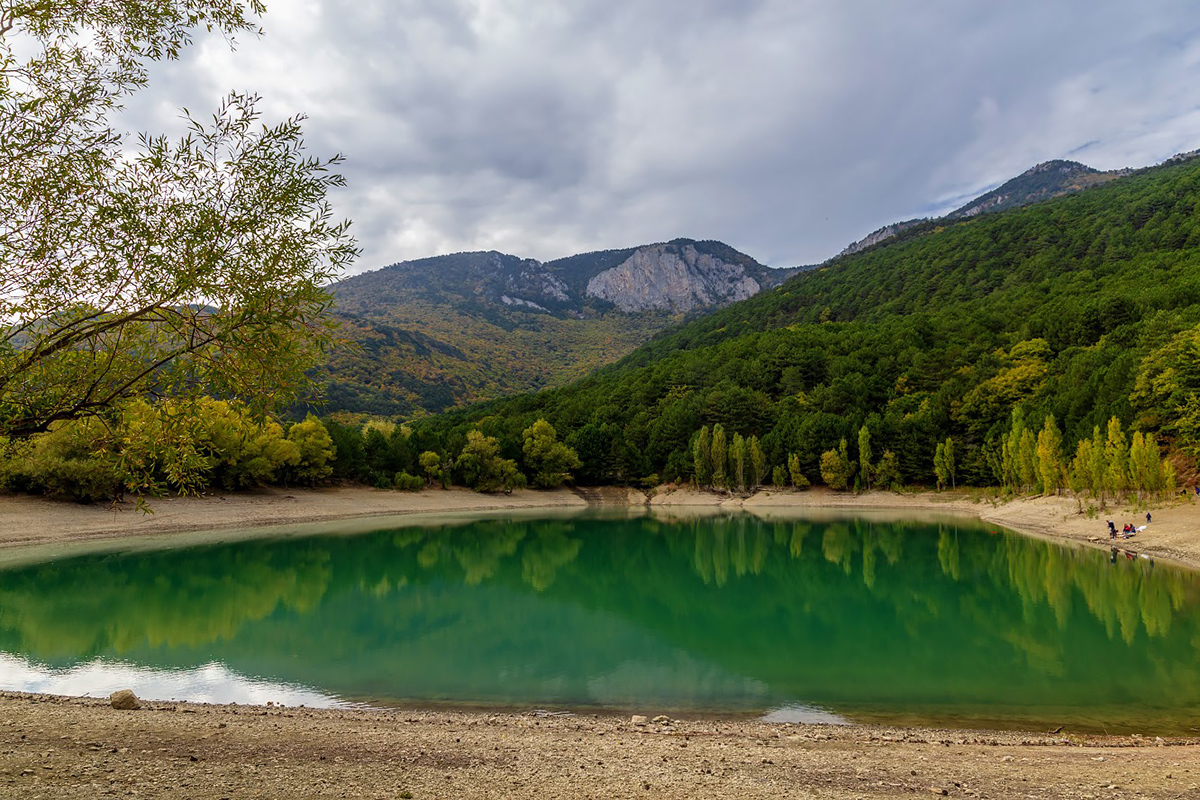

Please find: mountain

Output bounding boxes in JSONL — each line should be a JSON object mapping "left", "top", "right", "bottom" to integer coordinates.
{"left": 410, "top": 154, "right": 1200, "bottom": 488}
{"left": 946, "top": 159, "right": 1127, "bottom": 218}
{"left": 332, "top": 239, "right": 797, "bottom": 317}
{"left": 316, "top": 239, "right": 797, "bottom": 418}
{"left": 830, "top": 158, "right": 1131, "bottom": 261}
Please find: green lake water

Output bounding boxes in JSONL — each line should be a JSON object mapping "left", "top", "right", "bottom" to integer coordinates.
{"left": 0, "top": 509, "right": 1197, "bottom": 733}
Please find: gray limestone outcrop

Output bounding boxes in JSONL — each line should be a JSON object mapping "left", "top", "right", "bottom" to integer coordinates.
{"left": 585, "top": 243, "right": 761, "bottom": 313}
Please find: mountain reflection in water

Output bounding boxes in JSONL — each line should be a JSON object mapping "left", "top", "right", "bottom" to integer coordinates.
{"left": 0, "top": 511, "right": 1196, "bottom": 732}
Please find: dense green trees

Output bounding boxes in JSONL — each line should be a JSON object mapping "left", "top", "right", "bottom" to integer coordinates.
{"left": 7, "top": 58, "right": 1200, "bottom": 502}
{"left": 401, "top": 155, "right": 1200, "bottom": 499}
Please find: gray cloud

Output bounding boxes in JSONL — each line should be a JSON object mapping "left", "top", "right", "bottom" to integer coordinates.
{"left": 119, "top": 0, "right": 1200, "bottom": 271}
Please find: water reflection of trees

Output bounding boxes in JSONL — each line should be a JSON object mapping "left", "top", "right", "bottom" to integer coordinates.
{"left": 0, "top": 515, "right": 1197, "bottom": 693}
{"left": 663, "top": 516, "right": 1195, "bottom": 648}
{"left": 0, "top": 547, "right": 332, "bottom": 659}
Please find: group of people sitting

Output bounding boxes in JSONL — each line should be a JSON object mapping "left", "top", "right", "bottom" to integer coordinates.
{"left": 1107, "top": 514, "right": 1150, "bottom": 540}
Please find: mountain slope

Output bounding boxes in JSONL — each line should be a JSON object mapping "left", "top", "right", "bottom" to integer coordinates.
{"left": 318, "top": 239, "right": 794, "bottom": 417}
{"left": 830, "top": 158, "right": 1130, "bottom": 262}
{"left": 947, "top": 159, "right": 1126, "bottom": 218}
{"left": 411, "top": 155, "right": 1200, "bottom": 487}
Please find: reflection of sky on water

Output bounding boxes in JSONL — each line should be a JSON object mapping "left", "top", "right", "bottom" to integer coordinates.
{"left": 759, "top": 704, "right": 848, "bottom": 725}
{"left": 0, "top": 653, "right": 349, "bottom": 708}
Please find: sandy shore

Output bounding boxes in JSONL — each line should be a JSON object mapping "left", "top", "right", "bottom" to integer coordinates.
{"left": 651, "top": 485, "right": 1200, "bottom": 571}
{"left": 3, "top": 484, "right": 1200, "bottom": 797}
{"left": 2, "top": 483, "right": 1195, "bottom": 567}
{"left": 3, "top": 692, "right": 1199, "bottom": 799}
{"left": 0, "top": 484, "right": 591, "bottom": 546}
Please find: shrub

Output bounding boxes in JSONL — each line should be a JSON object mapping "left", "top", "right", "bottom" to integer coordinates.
{"left": 393, "top": 470, "right": 424, "bottom": 491}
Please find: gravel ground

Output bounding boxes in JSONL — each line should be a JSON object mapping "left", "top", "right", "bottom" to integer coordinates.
{"left": 2, "top": 692, "right": 1199, "bottom": 799}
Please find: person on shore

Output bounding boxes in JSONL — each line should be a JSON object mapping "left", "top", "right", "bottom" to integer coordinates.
{"left": 1146, "top": 512, "right": 1152, "bottom": 524}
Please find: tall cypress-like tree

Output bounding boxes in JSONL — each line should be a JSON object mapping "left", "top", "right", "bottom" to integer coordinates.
{"left": 748, "top": 435, "right": 767, "bottom": 489}
{"left": 1017, "top": 429, "right": 1039, "bottom": 493}
{"left": 934, "top": 442, "right": 948, "bottom": 491}
{"left": 693, "top": 425, "right": 713, "bottom": 488}
{"left": 729, "top": 432, "right": 747, "bottom": 492}
{"left": 1089, "top": 425, "right": 1108, "bottom": 502}
{"left": 711, "top": 424, "right": 728, "bottom": 490}
{"left": 1070, "top": 436, "right": 1097, "bottom": 497}
{"left": 1104, "top": 416, "right": 1129, "bottom": 500}
{"left": 943, "top": 436, "right": 956, "bottom": 490}
{"left": 1035, "top": 416, "right": 1064, "bottom": 495}
{"left": 857, "top": 424, "right": 873, "bottom": 491}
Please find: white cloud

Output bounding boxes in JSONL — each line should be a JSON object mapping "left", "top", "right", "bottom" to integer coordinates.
{"left": 116, "top": 0, "right": 1200, "bottom": 270}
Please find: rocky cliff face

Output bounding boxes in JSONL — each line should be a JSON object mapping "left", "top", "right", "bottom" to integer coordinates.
{"left": 334, "top": 238, "right": 793, "bottom": 320}
{"left": 835, "top": 219, "right": 926, "bottom": 259}
{"left": 585, "top": 242, "right": 761, "bottom": 312}
{"left": 321, "top": 239, "right": 794, "bottom": 418}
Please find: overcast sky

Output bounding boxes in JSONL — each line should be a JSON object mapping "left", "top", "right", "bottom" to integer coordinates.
{"left": 124, "top": 0, "right": 1200, "bottom": 272}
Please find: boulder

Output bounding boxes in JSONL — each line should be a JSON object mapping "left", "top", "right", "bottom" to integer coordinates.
{"left": 109, "top": 689, "right": 140, "bottom": 710}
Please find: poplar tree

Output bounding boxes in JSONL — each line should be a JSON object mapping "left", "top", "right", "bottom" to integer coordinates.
{"left": 1129, "top": 431, "right": 1163, "bottom": 498}
{"left": 1018, "top": 429, "right": 1039, "bottom": 493}
{"left": 857, "top": 424, "right": 873, "bottom": 490}
{"left": 711, "top": 424, "right": 728, "bottom": 490}
{"left": 729, "top": 432, "right": 747, "bottom": 492}
{"left": 693, "top": 426, "right": 713, "bottom": 488}
{"left": 874, "top": 450, "right": 901, "bottom": 490}
{"left": 771, "top": 465, "right": 787, "bottom": 487}
{"left": 1103, "top": 416, "right": 1129, "bottom": 500}
{"left": 1035, "top": 415, "right": 1064, "bottom": 495}
{"left": 1002, "top": 410, "right": 1027, "bottom": 492}
{"left": 933, "top": 442, "right": 948, "bottom": 491}
{"left": 943, "top": 436, "right": 956, "bottom": 490}
{"left": 1089, "top": 425, "right": 1107, "bottom": 502}
{"left": 1070, "top": 436, "right": 1097, "bottom": 497}
{"left": 748, "top": 435, "right": 767, "bottom": 490}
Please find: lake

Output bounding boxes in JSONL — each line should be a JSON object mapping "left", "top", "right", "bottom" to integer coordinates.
{"left": 0, "top": 508, "right": 1196, "bottom": 734}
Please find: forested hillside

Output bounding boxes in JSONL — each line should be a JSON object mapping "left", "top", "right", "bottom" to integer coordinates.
{"left": 405, "top": 155, "right": 1200, "bottom": 490}
{"left": 317, "top": 240, "right": 795, "bottom": 418}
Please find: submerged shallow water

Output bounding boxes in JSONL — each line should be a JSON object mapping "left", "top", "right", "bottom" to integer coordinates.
{"left": 0, "top": 509, "right": 1196, "bottom": 733}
